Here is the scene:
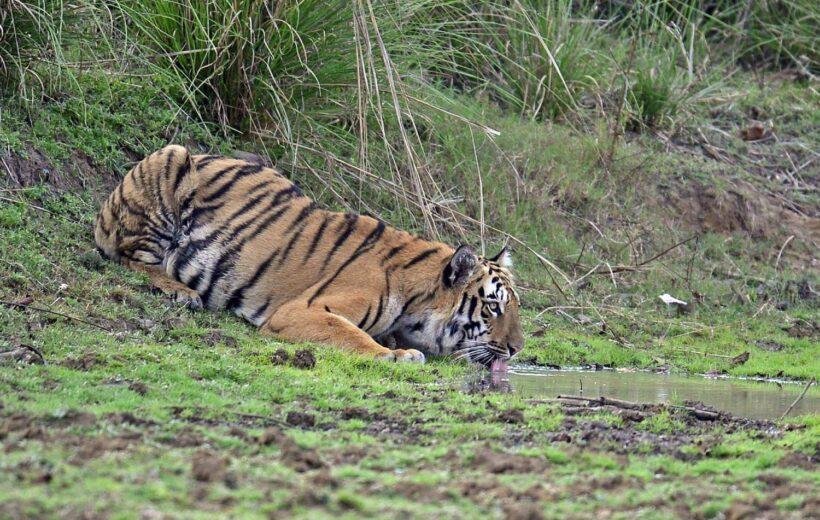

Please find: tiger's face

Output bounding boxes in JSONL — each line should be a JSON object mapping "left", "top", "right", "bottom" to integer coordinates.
{"left": 390, "top": 246, "right": 524, "bottom": 369}
{"left": 443, "top": 246, "right": 523, "bottom": 368}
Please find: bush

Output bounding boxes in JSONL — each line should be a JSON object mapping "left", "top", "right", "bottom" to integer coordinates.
{"left": 0, "top": 0, "right": 62, "bottom": 95}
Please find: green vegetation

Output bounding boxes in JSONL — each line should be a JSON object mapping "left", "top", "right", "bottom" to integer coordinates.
{"left": 1, "top": 0, "right": 817, "bottom": 517}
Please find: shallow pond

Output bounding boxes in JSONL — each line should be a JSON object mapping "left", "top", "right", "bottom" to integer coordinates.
{"left": 499, "top": 366, "right": 818, "bottom": 420}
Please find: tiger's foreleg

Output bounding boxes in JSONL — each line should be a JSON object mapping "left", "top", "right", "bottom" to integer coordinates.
{"left": 122, "top": 260, "right": 203, "bottom": 310}
{"left": 259, "top": 301, "right": 425, "bottom": 362}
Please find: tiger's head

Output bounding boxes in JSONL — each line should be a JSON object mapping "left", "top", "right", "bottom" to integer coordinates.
{"left": 392, "top": 245, "right": 524, "bottom": 369}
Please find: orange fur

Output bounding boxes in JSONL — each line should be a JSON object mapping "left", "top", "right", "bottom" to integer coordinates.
{"left": 95, "top": 145, "right": 523, "bottom": 365}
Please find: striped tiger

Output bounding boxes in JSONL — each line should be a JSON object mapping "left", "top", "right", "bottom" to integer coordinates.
{"left": 94, "top": 145, "right": 524, "bottom": 368}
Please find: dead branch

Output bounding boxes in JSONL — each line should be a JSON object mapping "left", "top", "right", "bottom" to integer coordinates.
{"left": 1, "top": 300, "right": 112, "bottom": 333}
{"left": 588, "top": 234, "right": 699, "bottom": 275}
{"left": 556, "top": 394, "right": 720, "bottom": 420}
{"left": 779, "top": 377, "right": 815, "bottom": 421}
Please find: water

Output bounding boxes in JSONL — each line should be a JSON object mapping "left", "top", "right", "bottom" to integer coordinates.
{"left": 503, "top": 366, "right": 819, "bottom": 420}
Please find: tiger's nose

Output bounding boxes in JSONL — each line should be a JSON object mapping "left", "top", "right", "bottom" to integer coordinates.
{"left": 507, "top": 341, "right": 523, "bottom": 357}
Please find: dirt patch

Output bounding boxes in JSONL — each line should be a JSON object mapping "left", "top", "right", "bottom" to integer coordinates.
{"left": 784, "top": 319, "right": 819, "bottom": 339}
{"left": 60, "top": 351, "right": 104, "bottom": 371}
{"left": 286, "top": 411, "right": 316, "bottom": 428}
{"left": 503, "top": 503, "right": 546, "bottom": 520}
{"left": 496, "top": 409, "right": 525, "bottom": 424}
{"left": 258, "top": 427, "right": 287, "bottom": 446}
{"left": 49, "top": 409, "right": 97, "bottom": 427}
{"left": 270, "top": 348, "right": 290, "bottom": 365}
{"left": 339, "top": 407, "right": 372, "bottom": 420}
{"left": 162, "top": 427, "right": 206, "bottom": 448}
{"left": 128, "top": 381, "right": 149, "bottom": 396}
{"left": 777, "top": 451, "right": 817, "bottom": 470}
{"left": 470, "top": 446, "right": 546, "bottom": 474}
{"left": 0, "top": 413, "right": 40, "bottom": 441}
{"left": 755, "top": 340, "right": 784, "bottom": 352}
{"left": 658, "top": 177, "right": 819, "bottom": 253}
{"left": 365, "top": 414, "right": 427, "bottom": 439}
{"left": 2, "top": 148, "right": 56, "bottom": 187}
{"left": 68, "top": 435, "right": 137, "bottom": 464}
{"left": 292, "top": 349, "right": 316, "bottom": 369}
{"left": 257, "top": 427, "right": 325, "bottom": 471}
{"left": 282, "top": 442, "right": 325, "bottom": 472}
{"left": 10, "top": 459, "right": 54, "bottom": 485}
{"left": 108, "top": 412, "right": 157, "bottom": 427}
{"left": 200, "top": 330, "right": 238, "bottom": 349}
{"left": 191, "top": 450, "right": 229, "bottom": 482}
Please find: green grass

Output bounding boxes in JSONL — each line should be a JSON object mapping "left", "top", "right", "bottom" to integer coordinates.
{"left": 1, "top": 0, "right": 818, "bottom": 517}
{"left": 0, "top": 174, "right": 817, "bottom": 517}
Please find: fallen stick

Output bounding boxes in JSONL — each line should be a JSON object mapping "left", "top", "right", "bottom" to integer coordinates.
{"left": 558, "top": 394, "right": 720, "bottom": 420}
{"left": 0, "top": 300, "right": 112, "bottom": 333}
{"left": 780, "top": 377, "right": 815, "bottom": 421}
{"left": 587, "top": 235, "right": 699, "bottom": 275}
{"left": 557, "top": 395, "right": 643, "bottom": 410}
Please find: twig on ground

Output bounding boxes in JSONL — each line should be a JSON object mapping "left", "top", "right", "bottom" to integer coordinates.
{"left": 779, "top": 377, "right": 815, "bottom": 421}
{"left": 1, "top": 300, "right": 112, "bottom": 333}
{"left": 554, "top": 394, "right": 721, "bottom": 420}
{"left": 774, "top": 235, "right": 794, "bottom": 270}
{"left": 589, "top": 234, "right": 698, "bottom": 275}
{"left": 664, "top": 345, "right": 736, "bottom": 360}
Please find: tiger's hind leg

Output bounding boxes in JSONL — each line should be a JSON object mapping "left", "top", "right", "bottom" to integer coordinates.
{"left": 123, "top": 260, "right": 203, "bottom": 310}
{"left": 259, "top": 301, "right": 425, "bottom": 362}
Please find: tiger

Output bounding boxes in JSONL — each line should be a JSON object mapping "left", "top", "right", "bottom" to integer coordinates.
{"left": 94, "top": 145, "right": 524, "bottom": 369}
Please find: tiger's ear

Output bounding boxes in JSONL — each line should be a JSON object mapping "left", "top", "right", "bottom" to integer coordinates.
{"left": 443, "top": 245, "right": 477, "bottom": 288}
{"left": 489, "top": 247, "right": 513, "bottom": 269}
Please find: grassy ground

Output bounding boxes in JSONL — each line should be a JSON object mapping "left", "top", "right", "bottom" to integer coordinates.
{"left": 0, "top": 145, "right": 818, "bottom": 518}
{"left": 1, "top": 0, "right": 818, "bottom": 517}
{"left": 0, "top": 208, "right": 817, "bottom": 517}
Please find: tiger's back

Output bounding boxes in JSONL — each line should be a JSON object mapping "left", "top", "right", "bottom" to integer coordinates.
{"left": 96, "top": 145, "right": 524, "bottom": 366}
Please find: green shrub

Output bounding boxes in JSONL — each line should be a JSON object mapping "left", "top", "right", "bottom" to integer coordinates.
{"left": 0, "top": 0, "right": 63, "bottom": 95}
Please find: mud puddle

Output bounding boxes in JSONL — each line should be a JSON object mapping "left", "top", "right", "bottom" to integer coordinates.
{"left": 503, "top": 366, "right": 819, "bottom": 419}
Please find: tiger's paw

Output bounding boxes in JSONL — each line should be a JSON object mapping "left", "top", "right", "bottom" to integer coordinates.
{"left": 171, "top": 289, "right": 203, "bottom": 310}
{"left": 378, "top": 348, "right": 425, "bottom": 363}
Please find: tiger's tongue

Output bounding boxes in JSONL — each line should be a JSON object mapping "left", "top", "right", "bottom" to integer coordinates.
{"left": 490, "top": 358, "right": 508, "bottom": 373}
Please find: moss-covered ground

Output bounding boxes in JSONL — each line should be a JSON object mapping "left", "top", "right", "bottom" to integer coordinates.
{"left": 1, "top": 57, "right": 818, "bottom": 518}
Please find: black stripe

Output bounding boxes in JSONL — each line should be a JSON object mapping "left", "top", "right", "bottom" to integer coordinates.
{"left": 402, "top": 248, "right": 439, "bottom": 269}
{"left": 199, "top": 191, "right": 290, "bottom": 306}
{"left": 201, "top": 164, "right": 263, "bottom": 204}
{"left": 304, "top": 215, "right": 330, "bottom": 263}
{"left": 356, "top": 305, "right": 372, "bottom": 329}
{"left": 322, "top": 213, "right": 358, "bottom": 268}
{"left": 172, "top": 156, "right": 191, "bottom": 197}
{"left": 249, "top": 290, "right": 278, "bottom": 322}
{"left": 209, "top": 202, "right": 293, "bottom": 310}
{"left": 277, "top": 222, "right": 308, "bottom": 265}
{"left": 285, "top": 203, "right": 316, "bottom": 232}
{"left": 457, "top": 293, "right": 468, "bottom": 313}
{"left": 271, "top": 185, "right": 301, "bottom": 207}
{"left": 366, "top": 295, "right": 385, "bottom": 332}
{"left": 131, "top": 162, "right": 145, "bottom": 190}
{"left": 195, "top": 155, "right": 221, "bottom": 168}
{"left": 224, "top": 247, "right": 281, "bottom": 312}
{"left": 467, "top": 296, "right": 478, "bottom": 317}
{"left": 385, "top": 293, "right": 420, "bottom": 332}
{"left": 171, "top": 196, "right": 257, "bottom": 283}
{"left": 202, "top": 165, "right": 240, "bottom": 203}
{"left": 309, "top": 220, "right": 385, "bottom": 306}
{"left": 381, "top": 243, "right": 407, "bottom": 265}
